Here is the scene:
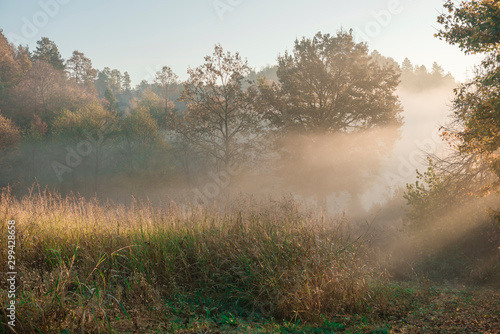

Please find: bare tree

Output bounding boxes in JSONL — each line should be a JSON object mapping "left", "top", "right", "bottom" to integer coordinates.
{"left": 154, "top": 66, "right": 179, "bottom": 116}
{"left": 171, "top": 45, "right": 265, "bottom": 171}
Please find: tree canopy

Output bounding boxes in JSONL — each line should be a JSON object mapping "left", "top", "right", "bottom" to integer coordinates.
{"left": 437, "top": 0, "right": 500, "bottom": 185}
{"left": 0, "top": 112, "right": 20, "bottom": 153}
{"left": 173, "top": 44, "right": 264, "bottom": 170}
{"left": 32, "top": 37, "right": 65, "bottom": 70}
{"left": 257, "top": 31, "right": 403, "bottom": 207}
{"left": 66, "top": 50, "right": 97, "bottom": 86}
{"left": 436, "top": 0, "right": 500, "bottom": 54}
{"left": 259, "top": 30, "right": 403, "bottom": 134}
{"left": 406, "top": 0, "right": 500, "bottom": 229}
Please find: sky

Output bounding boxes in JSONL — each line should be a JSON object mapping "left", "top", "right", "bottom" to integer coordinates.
{"left": 0, "top": 0, "right": 483, "bottom": 85}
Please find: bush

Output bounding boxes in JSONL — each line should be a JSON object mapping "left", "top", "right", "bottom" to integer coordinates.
{"left": 0, "top": 112, "right": 20, "bottom": 153}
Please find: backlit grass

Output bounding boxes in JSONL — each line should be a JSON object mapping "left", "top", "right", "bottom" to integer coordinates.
{"left": 0, "top": 188, "right": 472, "bottom": 333}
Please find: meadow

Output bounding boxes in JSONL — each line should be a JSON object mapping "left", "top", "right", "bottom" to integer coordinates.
{"left": 1, "top": 188, "right": 498, "bottom": 333}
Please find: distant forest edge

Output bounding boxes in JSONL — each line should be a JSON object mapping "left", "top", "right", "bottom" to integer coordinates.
{"left": 0, "top": 29, "right": 454, "bottom": 199}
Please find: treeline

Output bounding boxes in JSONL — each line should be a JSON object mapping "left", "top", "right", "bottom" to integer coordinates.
{"left": 400, "top": 58, "right": 455, "bottom": 91}
{"left": 0, "top": 29, "right": 449, "bottom": 200}
{"left": 246, "top": 57, "right": 456, "bottom": 93}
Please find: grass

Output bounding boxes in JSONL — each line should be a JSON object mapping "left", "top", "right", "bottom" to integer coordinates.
{"left": 0, "top": 187, "right": 499, "bottom": 333}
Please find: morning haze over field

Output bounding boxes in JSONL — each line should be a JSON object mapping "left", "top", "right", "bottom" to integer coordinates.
{"left": 0, "top": 1, "right": 499, "bottom": 333}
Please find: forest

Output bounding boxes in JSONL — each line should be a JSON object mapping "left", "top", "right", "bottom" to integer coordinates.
{"left": 0, "top": 31, "right": 454, "bottom": 202}
{"left": 0, "top": 0, "right": 499, "bottom": 333}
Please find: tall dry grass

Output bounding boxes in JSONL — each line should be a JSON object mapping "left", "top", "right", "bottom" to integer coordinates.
{"left": 0, "top": 187, "right": 428, "bottom": 333}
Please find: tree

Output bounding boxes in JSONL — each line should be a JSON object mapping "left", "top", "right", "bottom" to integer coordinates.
{"left": 131, "top": 89, "right": 167, "bottom": 127}
{"left": 415, "top": 65, "right": 428, "bottom": 77}
{"left": 94, "top": 67, "right": 123, "bottom": 96}
{"left": 10, "top": 61, "right": 96, "bottom": 128}
{"left": 95, "top": 67, "right": 111, "bottom": 97}
{"left": 52, "top": 102, "right": 117, "bottom": 140}
{"left": 401, "top": 57, "right": 413, "bottom": 73}
{"left": 431, "top": 62, "right": 445, "bottom": 77}
{"left": 122, "top": 71, "right": 132, "bottom": 93}
{"left": 14, "top": 45, "right": 32, "bottom": 74}
{"left": 246, "top": 65, "right": 279, "bottom": 85}
{"left": 436, "top": 0, "right": 500, "bottom": 55}
{"left": 0, "top": 31, "right": 24, "bottom": 111}
{"left": 370, "top": 50, "right": 400, "bottom": 70}
{"left": 0, "top": 112, "right": 20, "bottom": 153}
{"left": 258, "top": 31, "right": 403, "bottom": 208}
{"left": 32, "top": 37, "right": 65, "bottom": 70}
{"left": 104, "top": 87, "right": 120, "bottom": 114}
{"left": 259, "top": 31, "right": 402, "bottom": 134}
{"left": 403, "top": 155, "right": 499, "bottom": 281}
{"left": 0, "top": 31, "right": 21, "bottom": 87}
{"left": 66, "top": 50, "right": 97, "bottom": 86}
{"left": 10, "top": 61, "right": 64, "bottom": 126}
{"left": 27, "top": 114, "right": 48, "bottom": 142}
{"left": 173, "top": 44, "right": 265, "bottom": 170}
{"left": 399, "top": 59, "right": 455, "bottom": 91}
{"left": 135, "top": 79, "right": 151, "bottom": 94}
{"left": 52, "top": 103, "right": 118, "bottom": 192}
{"left": 154, "top": 66, "right": 178, "bottom": 116}
{"left": 122, "top": 107, "right": 161, "bottom": 173}
{"left": 403, "top": 156, "right": 490, "bottom": 229}
{"left": 24, "top": 114, "right": 48, "bottom": 182}
{"left": 109, "top": 69, "right": 123, "bottom": 95}
{"left": 122, "top": 107, "right": 159, "bottom": 145}
{"left": 404, "top": 0, "right": 500, "bottom": 232}
{"left": 437, "top": 0, "right": 500, "bottom": 193}
{"left": 0, "top": 112, "right": 20, "bottom": 186}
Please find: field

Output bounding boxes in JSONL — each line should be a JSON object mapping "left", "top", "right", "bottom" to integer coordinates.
{"left": 2, "top": 0, "right": 500, "bottom": 333}
{"left": 0, "top": 188, "right": 498, "bottom": 333}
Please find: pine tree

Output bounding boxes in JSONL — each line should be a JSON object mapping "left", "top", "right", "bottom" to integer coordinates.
{"left": 32, "top": 37, "right": 65, "bottom": 70}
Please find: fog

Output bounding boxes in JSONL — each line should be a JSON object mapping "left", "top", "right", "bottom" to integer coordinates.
{"left": 360, "top": 85, "right": 456, "bottom": 211}
{"left": 2, "top": 2, "right": 500, "bottom": 331}
{"left": 0, "top": 78, "right": 458, "bottom": 218}
{"left": 158, "top": 84, "right": 458, "bottom": 218}
{"left": 0, "top": 28, "right": 498, "bottom": 289}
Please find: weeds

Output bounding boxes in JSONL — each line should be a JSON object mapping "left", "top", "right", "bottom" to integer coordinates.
{"left": 1, "top": 189, "right": 495, "bottom": 333}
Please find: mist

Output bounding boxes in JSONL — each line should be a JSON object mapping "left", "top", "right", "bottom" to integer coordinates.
{"left": 1, "top": 10, "right": 499, "bottom": 330}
